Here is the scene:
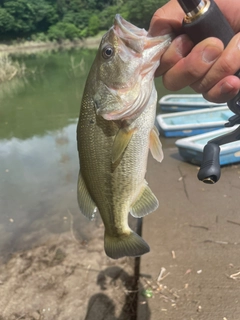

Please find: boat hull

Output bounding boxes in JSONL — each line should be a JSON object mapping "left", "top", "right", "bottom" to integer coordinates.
{"left": 175, "top": 127, "right": 240, "bottom": 166}
{"left": 156, "top": 106, "right": 234, "bottom": 137}
{"left": 159, "top": 94, "right": 226, "bottom": 112}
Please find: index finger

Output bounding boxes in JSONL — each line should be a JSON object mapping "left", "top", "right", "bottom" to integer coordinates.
{"left": 148, "top": 0, "right": 185, "bottom": 36}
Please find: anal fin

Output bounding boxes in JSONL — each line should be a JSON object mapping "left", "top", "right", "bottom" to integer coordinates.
{"left": 77, "top": 171, "right": 98, "bottom": 220}
{"left": 150, "top": 126, "right": 164, "bottom": 162}
{"left": 130, "top": 182, "right": 159, "bottom": 218}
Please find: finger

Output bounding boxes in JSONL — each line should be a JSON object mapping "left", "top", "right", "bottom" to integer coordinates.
{"left": 155, "top": 34, "right": 194, "bottom": 77}
{"left": 202, "top": 75, "right": 240, "bottom": 103}
{"left": 149, "top": 0, "right": 184, "bottom": 36}
{"left": 191, "top": 33, "right": 240, "bottom": 94}
{"left": 216, "top": 0, "right": 240, "bottom": 33}
{"left": 161, "top": 38, "right": 224, "bottom": 91}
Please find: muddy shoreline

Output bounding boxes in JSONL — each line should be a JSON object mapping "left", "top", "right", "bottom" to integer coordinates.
{"left": 0, "top": 219, "right": 142, "bottom": 320}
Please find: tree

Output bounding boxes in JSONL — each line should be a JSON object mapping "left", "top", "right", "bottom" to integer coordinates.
{"left": 2, "top": 0, "right": 58, "bottom": 37}
{"left": 33, "top": 0, "right": 58, "bottom": 32}
{"left": 123, "top": 0, "right": 167, "bottom": 29}
{"left": 62, "top": 10, "right": 91, "bottom": 30}
{"left": 0, "top": 7, "right": 14, "bottom": 34}
{"left": 98, "top": 5, "right": 124, "bottom": 31}
{"left": 64, "top": 23, "right": 81, "bottom": 39}
{"left": 87, "top": 14, "right": 99, "bottom": 36}
{"left": 0, "top": 0, "right": 168, "bottom": 41}
{"left": 48, "top": 22, "right": 80, "bottom": 41}
{"left": 3, "top": 0, "right": 36, "bottom": 35}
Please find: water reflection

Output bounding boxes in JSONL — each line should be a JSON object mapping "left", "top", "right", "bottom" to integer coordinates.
{"left": 0, "top": 48, "right": 97, "bottom": 140}
{"left": 0, "top": 123, "right": 81, "bottom": 257}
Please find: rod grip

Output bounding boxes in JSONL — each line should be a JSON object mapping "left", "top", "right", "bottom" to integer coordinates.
{"left": 182, "top": 0, "right": 235, "bottom": 47}
{"left": 197, "top": 143, "right": 221, "bottom": 183}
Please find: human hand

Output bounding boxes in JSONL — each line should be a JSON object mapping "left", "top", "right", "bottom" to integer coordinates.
{"left": 149, "top": 0, "right": 240, "bottom": 103}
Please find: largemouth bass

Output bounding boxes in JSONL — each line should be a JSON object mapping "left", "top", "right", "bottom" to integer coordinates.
{"left": 77, "top": 14, "right": 172, "bottom": 259}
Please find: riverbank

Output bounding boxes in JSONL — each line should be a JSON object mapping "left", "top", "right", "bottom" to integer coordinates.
{"left": 0, "top": 35, "right": 102, "bottom": 54}
{"left": 0, "top": 35, "right": 102, "bottom": 83}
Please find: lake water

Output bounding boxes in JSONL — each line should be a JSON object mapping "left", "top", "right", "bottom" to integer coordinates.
{"left": 0, "top": 49, "right": 97, "bottom": 261}
{"left": 0, "top": 47, "right": 193, "bottom": 262}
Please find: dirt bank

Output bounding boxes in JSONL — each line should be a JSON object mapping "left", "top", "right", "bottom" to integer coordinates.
{"left": 0, "top": 226, "right": 139, "bottom": 320}
{"left": 0, "top": 36, "right": 102, "bottom": 54}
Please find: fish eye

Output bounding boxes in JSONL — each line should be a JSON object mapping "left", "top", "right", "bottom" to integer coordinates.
{"left": 102, "top": 46, "right": 114, "bottom": 59}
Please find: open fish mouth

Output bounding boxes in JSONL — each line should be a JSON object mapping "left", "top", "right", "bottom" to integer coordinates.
{"left": 114, "top": 14, "right": 148, "bottom": 38}
{"left": 113, "top": 14, "right": 148, "bottom": 53}
{"left": 113, "top": 14, "right": 172, "bottom": 53}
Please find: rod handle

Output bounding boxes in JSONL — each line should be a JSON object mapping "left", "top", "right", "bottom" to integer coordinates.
{"left": 182, "top": 0, "right": 235, "bottom": 47}
{"left": 197, "top": 143, "right": 221, "bottom": 184}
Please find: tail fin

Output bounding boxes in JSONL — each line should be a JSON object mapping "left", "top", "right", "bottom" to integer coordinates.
{"left": 104, "top": 230, "right": 150, "bottom": 259}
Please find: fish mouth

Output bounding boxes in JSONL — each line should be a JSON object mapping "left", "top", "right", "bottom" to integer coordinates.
{"left": 113, "top": 14, "right": 172, "bottom": 53}
{"left": 114, "top": 14, "right": 147, "bottom": 37}
{"left": 113, "top": 14, "right": 148, "bottom": 53}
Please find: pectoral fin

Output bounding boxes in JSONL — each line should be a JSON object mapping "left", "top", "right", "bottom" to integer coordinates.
{"left": 77, "top": 171, "right": 98, "bottom": 220}
{"left": 149, "top": 126, "right": 164, "bottom": 162}
{"left": 112, "top": 127, "right": 136, "bottom": 163}
{"left": 130, "top": 182, "right": 159, "bottom": 218}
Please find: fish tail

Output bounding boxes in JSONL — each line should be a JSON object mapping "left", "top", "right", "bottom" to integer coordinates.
{"left": 104, "top": 230, "right": 150, "bottom": 259}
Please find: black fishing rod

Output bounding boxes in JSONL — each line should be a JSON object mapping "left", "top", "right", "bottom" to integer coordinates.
{"left": 177, "top": 0, "right": 240, "bottom": 184}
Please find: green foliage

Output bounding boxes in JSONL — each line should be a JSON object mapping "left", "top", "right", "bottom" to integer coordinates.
{"left": 47, "top": 25, "right": 65, "bottom": 41}
{"left": 0, "top": 7, "right": 14, "bottom": 33}
{"left": 3, "top": 0, "right": 35, "bottom": 34}
{"left": 64, "top": 23, "right": 81, "bottom": 40}
{"left": 126, "top": 0, "right": 168, "bottom": 29}
{"left": 1, "top": 0, "right": 58, "bottom": 37}
{"left": 98, "top": 5, "right": 122, "bottom": 30}
{"left": 31, "top": 32, "right": 49, "bottom": 42}
{"left": 0, "top": 0, "right": 168, "bottom": 41}
{"left": 48, "top": 22, "right": 81, "bottom": 41}
{"left": 62, "top": 10, "right": 91, "bottom": 30}
{"left": 87, "top": 14, "right": 99, "bottom": 37}
{"left": 79, "top": 28, "right": 88, "bottom": 38}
